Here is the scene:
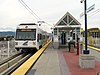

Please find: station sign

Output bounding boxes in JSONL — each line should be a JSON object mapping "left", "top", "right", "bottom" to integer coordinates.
{"left": 80, "top": 4, "right": 95, "bottom": 18}
{"left": 87, "top": 4, "right": 95, "bottom": 13}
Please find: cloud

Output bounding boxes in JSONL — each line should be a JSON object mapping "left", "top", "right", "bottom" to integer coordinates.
{"left": 0, "top": 0, "right": 37, "bottom": 30}
{"left": 0, "top": 0, "right": 99, "bottom": 32}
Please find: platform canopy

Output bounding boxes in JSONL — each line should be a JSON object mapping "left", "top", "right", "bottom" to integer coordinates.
{"left": 54, "top": 12, "right": 81, "bottom": 29}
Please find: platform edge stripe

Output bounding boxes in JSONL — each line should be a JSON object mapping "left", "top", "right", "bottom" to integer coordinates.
{"left": 83, "top": 44, "right": 100, "bottom": 51}
{"left": 11, "top": 39, "right": 52, "bottom": 75}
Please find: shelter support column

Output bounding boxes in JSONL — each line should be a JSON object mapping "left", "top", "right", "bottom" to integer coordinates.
{"left": 53, "top": 28, "right": 59, "bottom": 49}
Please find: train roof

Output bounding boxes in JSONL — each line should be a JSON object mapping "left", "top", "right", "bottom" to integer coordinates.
{"left": 81, "top": 28, "right": 100, "bottom": 33}
{"left": 19, "top": 23, "right": 37, "bottom": 25}
{"left": 16, "top": 23, "right": 46, "bottom": 32}
{"left": 17, "top": 23, "right": 39, "bottom": 29}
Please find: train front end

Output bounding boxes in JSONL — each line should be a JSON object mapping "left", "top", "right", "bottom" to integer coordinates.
{"left": 15, "top": 23, "right": 38, "bottom": 52}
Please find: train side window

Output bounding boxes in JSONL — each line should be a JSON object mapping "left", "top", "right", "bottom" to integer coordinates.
{"left": 95, "top": 32, "right": 96, "bottom": 37}
{"left": 97, "top": 32, "right": 98, "bottom": 38}
{"left": 37, "top": 34, "right": 39, "bottom": 42}
{"left": 42, "top": 35, "right": 45, "bottom": 39}
{"left": 99, "top": 32, "right": 100, "bottom": 38}
{"left": 40, "top": 34, "right": 42, "bottom": 40}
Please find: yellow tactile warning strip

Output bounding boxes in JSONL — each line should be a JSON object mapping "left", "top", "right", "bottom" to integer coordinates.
{"left": 11, "top": 39, "right": 52, "bottom": 75}
{"left": 83, "top": 44, "right": 100, "bottom": 52}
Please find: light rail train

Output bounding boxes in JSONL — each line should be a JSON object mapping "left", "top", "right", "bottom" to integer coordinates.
{"left": 80, "top": 28, "right": 100, "bottom": 48}
{"left": 15, "top": 23, "right": 48, "bottom": 52}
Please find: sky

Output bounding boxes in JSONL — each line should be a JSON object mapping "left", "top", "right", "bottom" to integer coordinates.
{"left": 0, "top": 0, "right": 100, "bottom": 32}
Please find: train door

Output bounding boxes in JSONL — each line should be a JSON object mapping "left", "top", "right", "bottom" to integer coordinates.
{"left": 61, "top": 31, "right": 66, "bottom": 45}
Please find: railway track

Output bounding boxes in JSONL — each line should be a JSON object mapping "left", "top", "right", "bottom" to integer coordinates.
{"left": 0, "top": 51, "right": 33, "bottom": 75}
{"left": 0, "top": 52, "right": 22, "bottom": 65}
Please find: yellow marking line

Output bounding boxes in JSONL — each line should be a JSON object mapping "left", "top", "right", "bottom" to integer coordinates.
{"left": 83, "top": 44, "right": 100, "bottom": 52}
{"left": 11, "top": 39, "right": 52, "bottom": 75}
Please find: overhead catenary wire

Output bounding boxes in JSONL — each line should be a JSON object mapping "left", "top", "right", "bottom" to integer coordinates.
{"left": 89, "top": 8, "right": 100, "bottom": 17}
{"left": 78, "top": 7, "right": 100, "bottom": 27}
{"left": 18, "top": 0, "right": 53, "bottom": 27}
{"left": 80, "top": 7, "right": 100, "bottom": 19}
{"left": 18, "top": 0, "right": 41, "bottom": 20}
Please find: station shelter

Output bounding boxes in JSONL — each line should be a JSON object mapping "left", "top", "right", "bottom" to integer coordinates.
{"left": 53, "top": 12, "right": 81, "bottom": 48}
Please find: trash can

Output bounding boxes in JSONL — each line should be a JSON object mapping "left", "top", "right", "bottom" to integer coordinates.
{"left": 68, "top": 41, "right": 75, "bottom": 52}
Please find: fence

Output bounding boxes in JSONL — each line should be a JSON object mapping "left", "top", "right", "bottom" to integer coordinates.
{"left": 0, "top": 40, "right": 17, "bottom": 61}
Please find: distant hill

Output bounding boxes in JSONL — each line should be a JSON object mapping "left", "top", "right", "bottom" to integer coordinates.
{"left": 0, "top": 31, "right": 15, "bottom": 37}
{"left": 0, "top": 32, "right": 53, "bottom": 37}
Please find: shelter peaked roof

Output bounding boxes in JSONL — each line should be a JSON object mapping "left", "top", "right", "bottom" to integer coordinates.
{"left": 55, "top": 12, "right": 81, "bottom": 26}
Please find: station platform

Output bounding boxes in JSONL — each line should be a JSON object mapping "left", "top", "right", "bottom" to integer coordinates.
{"left": 27, "top": 43, "right": 100, "bottom": 75}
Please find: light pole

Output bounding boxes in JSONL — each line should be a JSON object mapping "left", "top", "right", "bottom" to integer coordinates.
{"left": 80, "top": 0, "right": 89, "bottom": 54}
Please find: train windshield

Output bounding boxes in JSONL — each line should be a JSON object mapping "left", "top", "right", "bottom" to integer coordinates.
{"left": 15, "top": 29, "right": 36, "bottom": 40}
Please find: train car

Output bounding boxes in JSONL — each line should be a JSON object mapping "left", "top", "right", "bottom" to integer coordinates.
{"left": 80, "top": 28, "right": 100, "bottom": 48}
{"left": 88, "top": 28, "right": 100, "bottom": 47}
{"left": 15, "top": 23, "right": 47, "bottom": 52}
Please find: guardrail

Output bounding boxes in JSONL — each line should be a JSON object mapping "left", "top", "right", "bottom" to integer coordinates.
{"left": 0, "top": 53, "right": 31, "bottom": 75}
{"left": 1, "top": 54, "right": 31, "bottom": 75}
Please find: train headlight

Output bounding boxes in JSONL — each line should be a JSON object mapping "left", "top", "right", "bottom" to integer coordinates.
{"left": 15, "top": 42, "right": 18, "bottom": 45}
{"left": 33, "top": 42, "right": 36, "bottom": 45}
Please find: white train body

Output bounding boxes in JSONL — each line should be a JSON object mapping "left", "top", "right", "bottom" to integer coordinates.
{"left": 15, "top": 23, "right": 47, "bottom": 51}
